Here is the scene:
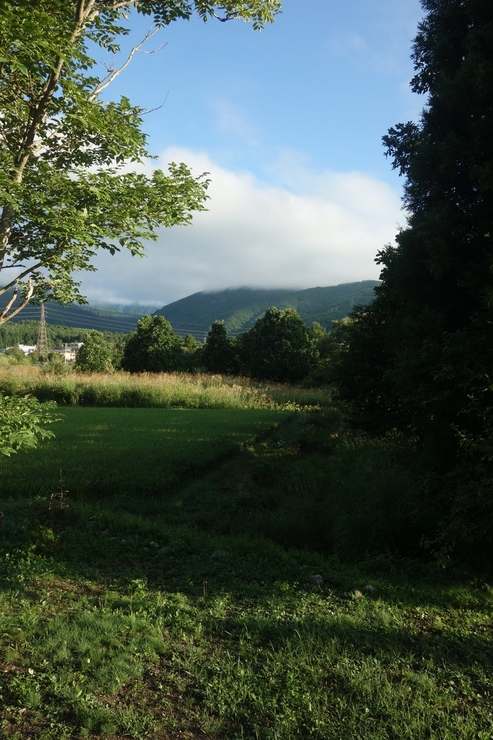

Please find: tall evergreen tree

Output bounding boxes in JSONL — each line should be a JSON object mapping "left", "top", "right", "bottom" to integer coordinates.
{"left": 337, "top": 0, "right": 493, "bottom": 558}
{"left": 202, "top": 321, "right": 235, "bottom": 374}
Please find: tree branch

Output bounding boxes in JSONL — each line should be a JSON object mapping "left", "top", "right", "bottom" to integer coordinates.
{"left": 211, "top": 11, "right": 237, "bottom": 22}
{"left": 140, "top": 91, "right": 169, "bottom": 115}
{"left": 89, "top": 27, "right": 163, "bottom": 101}
{"left": 0, "top": 278, "right": 34, "bottom": 324}
{"left": 0, "top": 262, "right": 42, "bottom": 295}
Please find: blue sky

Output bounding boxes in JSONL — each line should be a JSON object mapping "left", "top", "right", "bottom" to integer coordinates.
{"left": 84, "top": 0, "right": 425, "bottom": 308}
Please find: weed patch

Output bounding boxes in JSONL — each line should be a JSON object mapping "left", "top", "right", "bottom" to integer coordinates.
{"left": 0, "top": 366, "right": 332, "bottom": 410}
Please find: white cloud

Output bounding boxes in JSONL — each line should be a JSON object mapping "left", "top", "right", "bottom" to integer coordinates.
{"left": 81, "top": 147, "right": 403, "bottom": 307}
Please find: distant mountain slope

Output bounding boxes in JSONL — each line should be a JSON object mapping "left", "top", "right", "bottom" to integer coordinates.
{"left": 155, "top": 281, "right": 379, "bottom": 339}
{"left": 1, "top": 282, "right": 379, "bottom": 338}
{"left": 0, "top": 299, "right": 142, "bottom": 333}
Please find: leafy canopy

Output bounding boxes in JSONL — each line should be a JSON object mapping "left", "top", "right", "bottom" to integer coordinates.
{"left": 202, "top": 320, "right": 236, "bottom": 374}
{"left": 122, "top": 314, "right": 183, "bottom": 372}
{"left": 242, "top": 307, "right": 317, "bottom": 383}
{"left": 74, "top": 329, "right": 114, "bottom": 373}
{"left": 0, "top": 0, "right": 281, "bottom": 322}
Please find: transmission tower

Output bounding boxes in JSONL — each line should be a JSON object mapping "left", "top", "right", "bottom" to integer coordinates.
{"left": 37, "top": 304, "right": 48, "bottom": 361}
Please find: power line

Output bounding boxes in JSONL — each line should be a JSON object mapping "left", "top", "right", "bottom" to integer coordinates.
{"left": 1, "top": 302, "right": 245, "bottom": 340}
{"left": 8, "top": 306, "right": 138, "bottom": 332}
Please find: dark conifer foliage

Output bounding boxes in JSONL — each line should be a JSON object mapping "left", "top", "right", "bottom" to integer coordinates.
{"left": 336, "top": 0, "right": 493, "bottom": 559}
{"left": 202, "top": 321, "right": 238, "bottom": 375}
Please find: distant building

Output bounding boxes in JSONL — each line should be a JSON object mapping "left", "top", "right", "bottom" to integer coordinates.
{"left": 51, "top": 344, "right": 80, "bottom": 363}
{"left": 14, "top": 341, "right": 83, "bottom": 362}
{"left": 18, "top": 344, "right": 37, "bottom": 355}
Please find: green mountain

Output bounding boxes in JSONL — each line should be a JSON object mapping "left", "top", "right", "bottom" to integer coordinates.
{"left": 1, "top": 282, "right": 379, "bottom": 340}
{"left": 155, "top": 282, "right": 379, "bottom": 340}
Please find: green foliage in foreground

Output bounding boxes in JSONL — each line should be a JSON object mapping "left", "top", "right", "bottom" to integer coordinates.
{"left": 0, "top": 394, "right": 59, "bottom": 456}
{"left": 0, "top": 406, "right": 492, "bottom": 739}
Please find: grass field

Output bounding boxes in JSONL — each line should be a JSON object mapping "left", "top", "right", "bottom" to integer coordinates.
{"left": 0, "top": 407, "right": 289, "bottom": 499}
{"left": 1, "top": 396, "right": 493, "bottom": 739}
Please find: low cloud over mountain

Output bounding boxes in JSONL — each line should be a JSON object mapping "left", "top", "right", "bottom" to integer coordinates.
{"left": 82, "top": 147, "right": 403, "bottom": 306}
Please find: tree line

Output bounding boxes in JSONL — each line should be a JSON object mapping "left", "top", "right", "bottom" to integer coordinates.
{"left": 0, "top": 320, "right": 123, "bottom": 349}
{"left": 0, "top": 310, "right": 345, "bottom": 381}
{"left": 74, "top": 309, "right": 344, "bottom": 383}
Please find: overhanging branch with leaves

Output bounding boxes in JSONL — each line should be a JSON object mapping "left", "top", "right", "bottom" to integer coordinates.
{"left": 0, "top": 0, "right": 281, "bottom": 323}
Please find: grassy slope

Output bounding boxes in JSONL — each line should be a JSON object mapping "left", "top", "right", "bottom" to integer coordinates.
{"left": 1, "top": 405, "right": 492, "bottom": 739}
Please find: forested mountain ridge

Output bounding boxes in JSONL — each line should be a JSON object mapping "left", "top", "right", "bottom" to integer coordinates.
{"left": 1, "top": 282, "right": 379, "bottom": 340}
{"left": 155, "top": 281, "right": 379, "bottom": 337}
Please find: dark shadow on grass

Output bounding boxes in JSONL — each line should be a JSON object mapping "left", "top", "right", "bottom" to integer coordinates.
{"left": 208, "top": 608, "right": 493, "bottom": 674}
{"left": 1, "top": 493, "right": 492, "bottom": 683}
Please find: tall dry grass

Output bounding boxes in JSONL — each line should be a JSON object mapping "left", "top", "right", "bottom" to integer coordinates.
{"left": 0, "top": 366, "right": 332, "bottom": 410}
